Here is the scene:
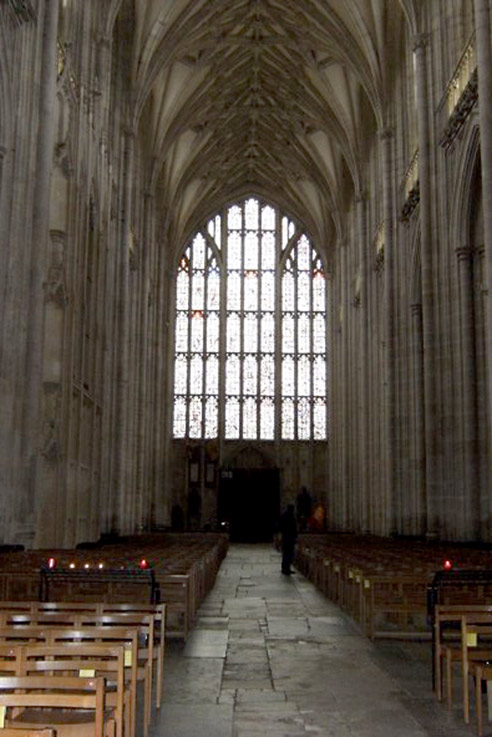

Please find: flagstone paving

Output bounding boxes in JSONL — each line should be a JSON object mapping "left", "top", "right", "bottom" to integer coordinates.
{"left": 149, "top": 544, "right": 476, "bottom": 737}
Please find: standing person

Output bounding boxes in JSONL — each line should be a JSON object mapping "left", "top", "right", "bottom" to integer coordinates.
{"left": 279, "top": 504, "right": 298, "bottom": 575}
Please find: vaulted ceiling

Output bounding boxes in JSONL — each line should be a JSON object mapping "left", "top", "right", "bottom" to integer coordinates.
{"left": 112, "top": 0, "right": 416, "bottom": 256}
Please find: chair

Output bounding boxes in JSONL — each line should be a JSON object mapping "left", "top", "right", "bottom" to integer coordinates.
{"left": 0, "top": 674, "right": 115, "bottom": 737}
{"left": 21, "top": 644, "right": 128, "bottom": 737}
{"left": 0, "top": 730, "right": 57, "bottom": 736}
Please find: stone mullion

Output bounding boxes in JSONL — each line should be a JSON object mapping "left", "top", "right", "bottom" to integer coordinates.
{"left": 202, "top": 247, "right": 209, "bottom": 438}
{"left": 456, "top": 246, "right": 480, "bottom": 538}
{"left": 357, "top": 193, "right": 369, "bottom": 533}
{"left": 218, "top": 208, "right": 227, "bottom": 458}
{"left": 112, "top": 127, "right": 135, "bottom": 533}
{"left": 473, "top": 0, "right": 492, "bottom": 485}
{"left": 240, "top": 211, "right": 245, "bottom": 438}
{"left": 274, "top": 210, "right": 282, "bottom": 447}
{"left": 414, "top": 34, "right": 439, "bottom": 537}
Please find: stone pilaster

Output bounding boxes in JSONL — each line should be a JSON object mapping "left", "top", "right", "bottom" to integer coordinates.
{"left": 410, "top": 302, "right": 425, "bottom": 535}
{"left": 135, "top": 192, "right": 153, "bottom": 529}
{"left": 456, "top": 245, "right": 480, "bottom": 538}
{"left": 473, "top": 0, "right": 492, "bottom": 484}
{"left": 380, "top": 127, "right": 397, "bottom": 536}
{"left": 18, "top": 0, "right": 59, "bottom": 547}
{"left": 356, "top": 191, "right": 369, "bottom": 533}
{"left": 113, "top": 126, "right": 135, "bottom": 533}
{"left": 413, "top": 32, "right": 439, "bottom": 537}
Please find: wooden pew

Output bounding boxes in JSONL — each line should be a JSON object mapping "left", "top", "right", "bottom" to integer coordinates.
{"left": 0, "top": 603, "right": 165, "bottom": 712}
{"left": 0, "top": 675, "right": 115, "bottom": 737}
{"left": 0, "top": 730, "right": 57, "bottom": 736}
{"left": 0, "top": 629, "right": 138, "bottom": 737}
{"left": 0, "top": 608, "right": 158, "bottom": 726}
{"left": 433, "top": 604, "right": 492, "bottom": 701}
{"left": 20, "top": 645, "right": 128, "bottom": 737}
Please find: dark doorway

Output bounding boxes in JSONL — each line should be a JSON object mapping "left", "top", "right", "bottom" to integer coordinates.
{"left": 218, "top": 468, "right": 280, "bottom": 542}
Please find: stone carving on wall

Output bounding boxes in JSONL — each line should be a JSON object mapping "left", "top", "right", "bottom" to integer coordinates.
{"left": 439, "top": 69, "right": 478, "bottom": 151}
{"left": 401, "top": 181, "right": 420, "bottom": 222}
{"left": 45, "top": 231, "right": 68, "bottom": 309}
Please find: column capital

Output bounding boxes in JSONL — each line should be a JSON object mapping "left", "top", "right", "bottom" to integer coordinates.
{"left": 413, "top": 33, "right": 430, "bottom": 54}
{"left": 123, "top": 126, "right": 137, "bottom": 140}
{"left": 98, "top": 35, "right": 112, "bottom": 50}
{"left": 379, "top": 126, "right": 394, "bottom": 142}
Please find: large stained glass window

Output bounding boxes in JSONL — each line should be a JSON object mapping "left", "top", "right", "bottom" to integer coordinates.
{"left": 173, "top": 197, "right": 328, "bottom": 440}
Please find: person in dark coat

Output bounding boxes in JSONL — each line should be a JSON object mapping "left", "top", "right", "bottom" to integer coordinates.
{"left": 279, "top": 504, "right": 298, "bottom": 575}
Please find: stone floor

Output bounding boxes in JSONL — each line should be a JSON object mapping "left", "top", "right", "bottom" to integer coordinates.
{"left": 148, "top": 543, "right": 480, "bottom": 737}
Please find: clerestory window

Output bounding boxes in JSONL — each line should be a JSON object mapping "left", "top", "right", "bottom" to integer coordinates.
{"left": 173, "top": 196, "right": 328, "bottom": 440}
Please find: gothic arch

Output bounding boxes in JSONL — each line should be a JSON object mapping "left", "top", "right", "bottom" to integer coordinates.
{"left": 450, "top": 123, "right": 481, "bottom": 248}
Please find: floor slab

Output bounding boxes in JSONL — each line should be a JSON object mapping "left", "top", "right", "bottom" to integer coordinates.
{"left": 148, "top": 543, "right": 478, "bottom": 737}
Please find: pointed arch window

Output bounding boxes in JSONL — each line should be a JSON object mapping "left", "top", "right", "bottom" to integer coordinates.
{"left": 173, "top": 197, "right": 329, "bottom": 440}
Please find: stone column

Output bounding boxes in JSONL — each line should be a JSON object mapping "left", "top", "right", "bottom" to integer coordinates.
{"left": 380, "top": 127, "right": 397, "bottom": 536}
{"left": 19, "top": 0, "right": 59, "bottom": 546}
{"left": 413, "top": 33, "right": 439, "bottom": 536}
{"left": 456, "top": 246, "right": 480, "bottom": 538}
{"left": 0, "top": 144, "right": 8, "bottom": 318}
{"left": 135, "top": 192, "right": 153, "bottom": 529}
{"left": 340, "top": 243, "right": 349, "bottom": 529}
{"left": 356, "top": 192, "right": 369, "bottom": 532}
{"left": 410, "top": 302, "right": 425, "bottom": 534}
{"left": 113, "top": 127, "right": 135, "bottom": 533}
{"left": 473, "top": 0, "right": 492, "bottom": 477}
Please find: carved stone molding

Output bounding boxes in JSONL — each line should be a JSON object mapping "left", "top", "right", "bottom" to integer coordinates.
{"left": 413, "top": 33, "right": 429, "bottom": 53}
{"left": 374, "top": 248, "right": 385, "bottom": 274}
{"left": 401, "top": 181, "right": 420, "bottom": 222}
{"left": 45, "top": 230, "right": 68, "bottom": 308}
{"left": 379, "top": 127, "right": 394, "bottom": 142}
{"left": 4, "top": 0, "right": 36, "bottom": 26}
{"left": 439, "top": 69, "right": 478, "bottom": 150}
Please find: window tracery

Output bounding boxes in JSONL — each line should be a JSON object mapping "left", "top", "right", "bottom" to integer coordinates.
{"left": 173, "top": 197, "right": 328, "bottom": 440}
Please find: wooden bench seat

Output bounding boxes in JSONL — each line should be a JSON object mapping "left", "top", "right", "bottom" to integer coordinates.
{"left": 0, "top": 629, "right": 138, "bottom": 737}
{"left": 0, "top": 729, "right": 57, "bottom": 736}
{"left": 20, "top": 645, "right": 128, "bottom": 737}
{"left": 0, "top": 606, "right": 162, "bottom": 719}
{"left": 0, "top": 675, "right": 115, "bottom": 737}
{"left": 296, "top": 535, "right": 492, "bottom": 639}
